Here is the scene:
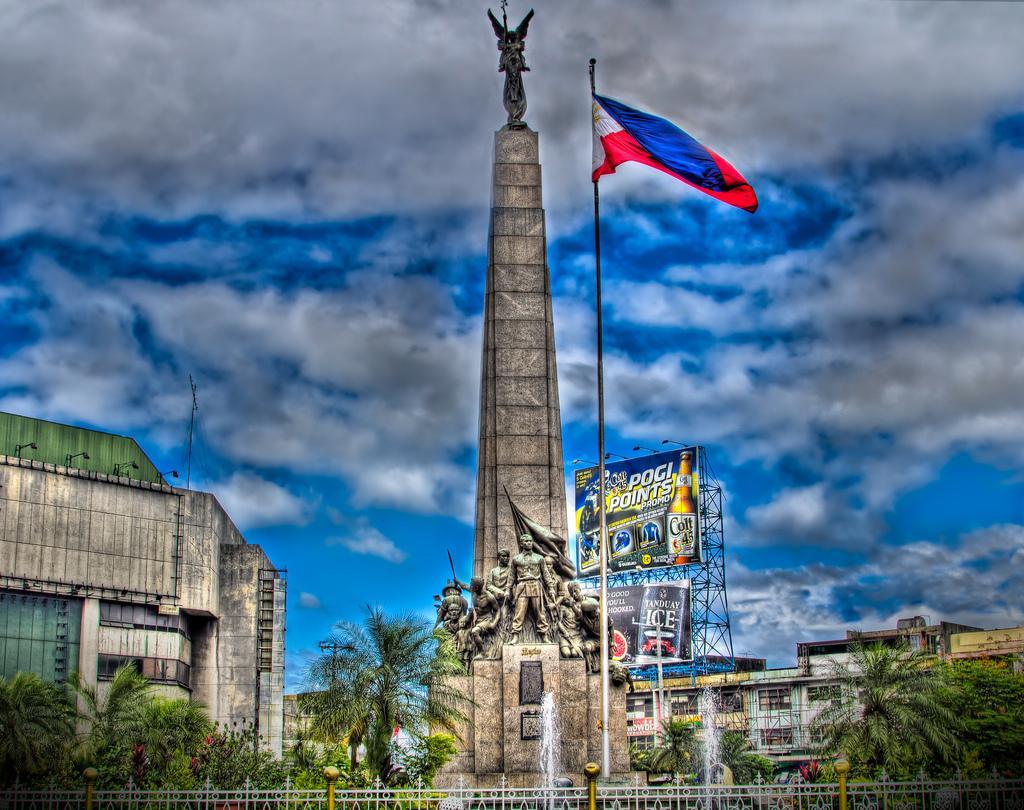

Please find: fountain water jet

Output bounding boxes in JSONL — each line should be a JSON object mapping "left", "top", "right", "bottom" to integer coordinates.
{"left": 539, "top": 691, "right": 560, "bottom": 792}
{"left": 700, "top": 686, "right": 722, "bottom": 784}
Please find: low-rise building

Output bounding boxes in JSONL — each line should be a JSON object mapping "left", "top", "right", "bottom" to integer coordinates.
{"left": 624, "top": 616, "right": 1021, "bottom": 766}
{"left": 0, "top": 412, "right": 287, "bottom": 755}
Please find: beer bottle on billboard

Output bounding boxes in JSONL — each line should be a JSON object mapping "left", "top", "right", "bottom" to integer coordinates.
{"left": 667, "top": 450, "right": 696, "bottom": 555}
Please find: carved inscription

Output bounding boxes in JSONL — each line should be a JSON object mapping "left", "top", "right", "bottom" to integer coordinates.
{"left": 519, "top": 660, "right": 543, "bottom": 705}
{"left": 521, "top": 710, "right": 541, "bottom": 740}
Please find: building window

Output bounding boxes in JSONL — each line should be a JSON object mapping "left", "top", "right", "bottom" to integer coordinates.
{"left": 808, "top": 685, "right": 840, "bottom": 703}
{"left": 99, "top": 602, "right": 189, "bottom": 638}
{"left": 759, "top": 727, "right": 794, "bottom": 747}
{"left": 670, "top": 692, "right": 698, "bottom": 716}
{"left": 97, "top": 654, "right": 190, "bottom": 689}
{"left": 804, "top": 643, "right": 850, "bottom": 657}
{"left": 627, "top": 695, "right": 653, "bottom": 718}
{"left": 720, "top": 690, "right": 743, "bottom": 712}
{"left": 0, "top": 591, "right": 82, "bottom": 684}
{"left": 758, "top": 687, "right": 791, "bottom": 711}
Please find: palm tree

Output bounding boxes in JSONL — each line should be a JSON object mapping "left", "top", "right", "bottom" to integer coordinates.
{"left": 140, "top": 697, "right": 213, "bottom": 765}
{"left": 812, "top": 640, "right": 960, "bottom": 776}
{"left": 303, "top": 606, "right": 467, "bottom": 781}
{"left": 0, "top": 672, "right": 75, "bottom": 784}
{"left": 649, "top": 719, "right": 697, "bottom": 782}
{"left": 718, "top": 729, "right": 770, "bottom": 784}
{"left": 70, "top": 664, "right": 152, "bottom": 761}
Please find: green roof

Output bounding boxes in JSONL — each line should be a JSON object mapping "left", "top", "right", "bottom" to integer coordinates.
{"left": 0, "top": 411, "right": 168, "bottom": 485}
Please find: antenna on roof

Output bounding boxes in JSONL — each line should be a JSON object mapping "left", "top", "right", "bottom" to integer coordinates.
{"left": 186, "top": 375, "right": 198, "bottom": 490}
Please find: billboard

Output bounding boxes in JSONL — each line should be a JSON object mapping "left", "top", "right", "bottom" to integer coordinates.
{"left": 594, "top": 581, "right": 692, "bottom": 665}
{"left": 575, "top": 447, "right": 700, "bottom": 576}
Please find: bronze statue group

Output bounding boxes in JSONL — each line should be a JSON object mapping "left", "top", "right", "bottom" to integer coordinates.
{"left": 435, "top": 532, "right": 611, "bottom": 678}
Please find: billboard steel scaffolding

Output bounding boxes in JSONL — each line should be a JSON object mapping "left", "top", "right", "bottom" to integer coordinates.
{"left": 579, "top": 446, "right": 735, "bottom": 680}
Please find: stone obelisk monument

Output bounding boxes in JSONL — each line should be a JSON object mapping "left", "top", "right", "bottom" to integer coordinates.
{"left": 433, "top": 9, "right": 630, "bottom": 788}
{"left": 472, "top": 88, "right": 567, "bottom": 581}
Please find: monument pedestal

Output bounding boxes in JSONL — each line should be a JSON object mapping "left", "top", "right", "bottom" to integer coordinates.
{"left": 437, "top": 644, "right": 631, "bottom": 788}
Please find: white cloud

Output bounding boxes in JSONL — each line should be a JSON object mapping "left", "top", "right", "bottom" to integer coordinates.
{"left": 730, "top": 523, "right": 1024, "bottom": 664}
{"left": 209, "top": 471, "right": 315, "bottom": 530}
{"left": 0, "top": 258, "right": 480, "bottom": 518}
{"left": 0, "top": 2, "right": 1020, "bottom": 232}
{"left": 743, "top": 484, "right": 830, "bottom": 544}
{"left": 328, "top": 519, "right": 407, "bottom": 564}
{"left": 298, "top": 592, "right": 322, "bottom": 610}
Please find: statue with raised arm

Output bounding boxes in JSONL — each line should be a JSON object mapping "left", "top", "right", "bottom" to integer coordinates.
{"left": 487, "top": 6, "right": 535, "bottom": 125}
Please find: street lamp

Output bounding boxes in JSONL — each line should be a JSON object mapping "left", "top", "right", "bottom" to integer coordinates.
{"left": 661, "top": 439, "right": 691, "bottom": 448}
{"left": 14, "top": 442, "right": 37, "bottom": 457}
{"left": 65, "top": 451, "right": 90, "bottom": 466}
{"left": 112, "top": 461, "right": 139, "bottom": 476}
{"left": 605, "top": 452, "right": 626, "bottom": 460}
{"left": 160, "top": 469, "right": 180, "bottom": 479}
{"left": 632, "top": 445, "right": 659, "bottom": 454}
{"left": 571, "top": 458, "right": 597, "bottom": 466}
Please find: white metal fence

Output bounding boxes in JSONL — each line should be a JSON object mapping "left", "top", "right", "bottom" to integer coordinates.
{"left": 2, "top": 776, "right": 1022, "bottom": 810}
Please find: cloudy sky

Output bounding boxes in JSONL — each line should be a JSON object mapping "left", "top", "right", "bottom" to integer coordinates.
{"left": 2, "top": 1, "right": 1023, "bottom": 688}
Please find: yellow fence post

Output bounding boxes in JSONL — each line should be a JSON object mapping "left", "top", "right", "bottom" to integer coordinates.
{"left": 585, "top": 762, "right": 600, "bottom": 810}
{"left": 324, "top": 766, "right": 341, "bottom": 810}
{"left": 83, "top": 767, "right": 98, "bottom": 810}
{"left": 835, "top": 757, "right": 850, "bottom": 810}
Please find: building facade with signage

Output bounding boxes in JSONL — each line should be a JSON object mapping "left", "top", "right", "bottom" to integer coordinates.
{"left": 625, "top": 617, "right": 1021, "bottom": 766}
{"left": 0, "top": 412, "right": 286, "bottom": 755}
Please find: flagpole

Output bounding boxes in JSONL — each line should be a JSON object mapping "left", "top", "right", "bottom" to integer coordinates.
{"left": 589, "top": 56, "right": 611, "bottom": 779}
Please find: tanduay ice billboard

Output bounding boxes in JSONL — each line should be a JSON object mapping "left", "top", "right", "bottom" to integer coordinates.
{"left": 588, "top": 581, "right": 693, "bottom": 665}
{"left": 575, "top": 447, "right": 701, "bottom": 577}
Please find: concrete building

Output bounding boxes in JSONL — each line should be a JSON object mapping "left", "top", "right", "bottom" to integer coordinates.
{"left": 625, "top": 616, "right": 1020, "bottom": 767}
{"left": 0, "top": 412, "right": 286, "bottom": 755}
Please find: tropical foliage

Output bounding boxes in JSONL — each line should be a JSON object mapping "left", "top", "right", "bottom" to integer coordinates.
{"left": 937, "top": 659, "right": 1024, "bottom": 777}
{"left": 302, "top": 606, "right": 467, "bottom": 783}
{"left": 647, "top": 719, "right": 697, "bottom": 781}
{"left": 398, "top": 733, "right": 459, "bottom": 786}
{"left": 0, "top": 665, "right": 288, "bottom": 789}
{"left": 0, "top": 672, "right": 75, "bottom": 784}
{"left": 812, "top": 641, "right": 960, "bottom": 777}
{"left": 193, "top": 726, "right": 287, "bottom": 789}
{"left": 719, "top": 730, "right": 775, "bottom": 784}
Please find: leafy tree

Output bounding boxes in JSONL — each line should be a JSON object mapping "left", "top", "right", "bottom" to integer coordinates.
{"left": 0, "top": 672, "right": 75, "bottom": 785}
{"left": 939, "top": 659, "right": 1024, "bottom": 777}
{"left": 304, "top": 607, "right": 467, "bottom": 782}
{"left": 193, "top": 725, "right": 287, "bottom": 789}
{"left": 812, "top": 641, "right": 960, "bottom": 777}
{"left": 400, "top": 733, "right": 458, "bottom": 786}
{"left": 648, "top": 719, "right": 697, "bottom": 781}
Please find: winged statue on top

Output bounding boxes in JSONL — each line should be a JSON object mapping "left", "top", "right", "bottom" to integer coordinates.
{"left": 488, "top": 6, "right": 535, "bottom": 125}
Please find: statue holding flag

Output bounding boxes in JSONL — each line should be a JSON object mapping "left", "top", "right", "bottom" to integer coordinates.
{"left": 487, "top": 6, "right": 534, "bottom": 125}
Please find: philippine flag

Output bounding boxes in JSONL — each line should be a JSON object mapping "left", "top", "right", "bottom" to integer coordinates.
{"left": 592, "top": 94, "right": 758, "bottom": 213}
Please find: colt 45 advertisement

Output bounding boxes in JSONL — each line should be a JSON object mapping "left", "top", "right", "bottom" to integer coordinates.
{"left": 575, "top": 447, "right": 701, "bottom": 576}
{"left": 589, "top": 582, "right": 693, "bottom": 665}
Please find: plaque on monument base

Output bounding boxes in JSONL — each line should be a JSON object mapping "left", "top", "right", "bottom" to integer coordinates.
{"left": 434, "top": 643, "right": 632, "bottom": 788}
